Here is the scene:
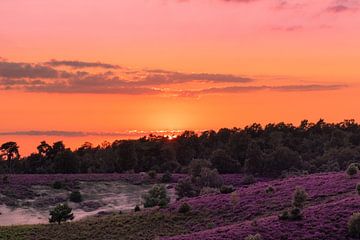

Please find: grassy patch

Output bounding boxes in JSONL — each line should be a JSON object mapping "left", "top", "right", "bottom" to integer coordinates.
{"left": 0, "top": 210, "right": 205, "bottom": 240}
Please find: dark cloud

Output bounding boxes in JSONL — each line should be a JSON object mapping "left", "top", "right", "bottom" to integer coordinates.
{"left": 0, "top": 78, "right": 46, "bottom": 86}
{"left": 327, "top": 4, "right": 350, "bottom": 12}
{"left": 177, "top": 84, "right": 347, "bottom": 96}
{"left": 0, "top": 61, "right": 59, "bottom": 78}
{"left": 45, "top": 60, "right": 121, "bottom": 69}
{"left": 137, "top": 72, "right": 253, "bottom": 85}
{"left": 0, "top": 58, "right": 348, "bottom": 96}
{"left": 326, "top": 0, "right": 358, "bottom": 13}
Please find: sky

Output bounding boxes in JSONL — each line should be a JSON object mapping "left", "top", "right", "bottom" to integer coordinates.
{"left": 0, "top": 0, "right": 359, "bottom": 155}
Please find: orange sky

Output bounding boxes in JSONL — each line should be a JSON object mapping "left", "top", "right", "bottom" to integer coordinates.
{"left": 0, "top": 0, "right": 359, "bottom": 155}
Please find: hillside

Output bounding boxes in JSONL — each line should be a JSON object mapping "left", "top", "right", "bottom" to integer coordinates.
{"left": 0, "top": 172, "right": 359, "bottom": 240}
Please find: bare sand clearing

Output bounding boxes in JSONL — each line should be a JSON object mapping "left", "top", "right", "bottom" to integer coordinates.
{"left": 0, "top": 181, "right": 176, "bottom": 226}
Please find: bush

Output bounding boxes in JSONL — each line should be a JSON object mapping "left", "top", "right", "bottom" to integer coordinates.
{"left": 348, "top": 212, "right": 360, "bottom": 238}
{"left": 148, "top": 170, "right": 157, "bottom": 179}
{"left": 134, "top": 205, "right": 141, "bottom": 212}
{"left": 242, "top": 175, "right": 256, "bottom": 185}
{"left": 188, "top": 159, "right": 212, "bottom": 178}
{"left": 289, "top": 207, "right": 303, "bottom": 220}
{"left": 161, "top": 171, "right": 172, "bottom": 183}
{"left": 195, "top": 167, "right": 223, "bottom": 188}
{"left": 178, "top": 203, "right": 191, "bottom": 213}
{"left": 142, "top": 185, "right": 170, "bottom": 208}
{"left": 357, "top": 183, "right": 360, "bottom": 195}
{"left": 245, "top": 233, "right": 263, "bottom": 240}
{"left": 69, "top": 191, "right": 83, "bottom": 203}
{"left": 49, "top": 204, "right": 74, "bottom": 224}
{"left": 278, "top": 210, "right": 289, "bottom": 220}
{"left": 52, "top": 181, "right": 63, "bottom": 189}
{"left": 278, "top": 208, "right": 303, "bottom": 221}
{"left": 347, "top": 163, "right": 358, "bottom": 177}
{"left": 265, "top": 186, "right": 275, "bottom": 194}
{"left": 292, "top": 187, "right": 308, "bottom": 209}
{"left": 220, "top": 185, "right": 235, "bottom": 194}
{"left": 175, "top": 177, "right": 199, "bottom": 199}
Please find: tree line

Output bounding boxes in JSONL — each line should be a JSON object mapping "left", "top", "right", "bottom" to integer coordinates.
{"left": 1, "top": 119, "right": 360, "bottom": 177}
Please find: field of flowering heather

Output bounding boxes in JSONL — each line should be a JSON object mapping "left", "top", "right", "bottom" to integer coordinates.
{"left": 0, "top": 172, "right": 359, "bottom": 240}
{"left": 162, "top": 172, "right": 360, "bottom": 240}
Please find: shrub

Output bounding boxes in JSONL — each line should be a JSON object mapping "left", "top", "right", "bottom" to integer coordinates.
{"left": 148, "top": 170, "right": 157, "bottom": 179}
{"left": 175, "top": 177, "right": 199, "bottom": 199}
{"left": 161, "top": 171, "right": 172, "bottom": 183}
{"left": 49, "top": 204, "right": 74, "bottom": 224}
{"left": 357, "top": 183, "right": 360, "bottom": 195}
{"left": 142, "top": 185, "right": 170, "bottom": 208}
{"left": 134, "top": 205, "right": 141, "bottom": 212}
{"left": 195, "top": 167, "right": 223, "bottom": 188}
{"left": 207, "top": 222, "right": 215, "bottom": 229}
{"left": 289, "top": 207, "right": 303, "bottom": 220}
{"left": 278, "top": 210, "right": 289, "bottom": 220}
{"left": 278, "top": 208, "right": 303, "bottom": 221}
{"left": 69, "top": 191, "right": 83, "bottom": 203}
{"left": 265, "top": 186, "right": 275, "bottom": 194}
{"left": 178, "top": 203, "right": 191, "bottom": 213}
{"left": 292, "top": 187, "right": 308, "bottom": 209}
{"left": 348, "top": 212, "right": 360, "bottom": 238}
{"left": 220, "top": 185, "right": 235, "bottom": 194}
{"left": 242, "top": 175, "right": 256, "bottom": 185}
{"left": 52, "top": 181, "right": 63, "bottom": 189}
{"left": 188, "top": 159, "right": 212, "bottom": 178}
{"left": 245, "top": 233, "right": 263, "bottom": 240}
{"left": 347, "top": 163, "right": 358, "bottom": 177}
{"left": 200, "top": 187, "right": 220, "bottom": 196}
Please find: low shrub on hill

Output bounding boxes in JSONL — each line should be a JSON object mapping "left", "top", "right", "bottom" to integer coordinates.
{"left": 265, "top": 185, "right": 275, "bottom": 194}
{"left": 242, "top": 175, "right": 256, "bottom": 185}
{"left": 278, "top": 207, "right": 303, "bottom": 221}
{"left": 178, "top": 203, "right": 191, "bottom": 214}
{"left": 346, "top": 163, "right": 358, "bottom": 177}
{"left": 220, "top": 185, "right": 235, "bottom": 194}
{"left": 148, "top": 170, "right": 157, "bottom": 179}
{"left": 142, "top": 185, "right": 170, "bottom": 208}
{"left": 292, "top": 187, "right": 308, "bottom": 209}
{"left": 49, "top": 204, "right": 74, "bottom": 225}
{"left": 134, "top": 205, "right": 141, "bottom": 212}
{"left": 69, "top": 191, "right": 83, "bottom": 203}
{"left": 348, "top": 212, "right": 360, "bottom": 238}
{"left": 175, "top": 177, "right": 199, "bottom": 199}
{"left": 279, "top": 187, "right": 307, "bottom": 221}
{"left": 195, "top": 167, "right": 223, "bottom": 188}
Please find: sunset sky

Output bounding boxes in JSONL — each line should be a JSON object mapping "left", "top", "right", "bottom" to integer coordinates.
{"left": 0, "top": 0, "right": 359, "bottom": 154}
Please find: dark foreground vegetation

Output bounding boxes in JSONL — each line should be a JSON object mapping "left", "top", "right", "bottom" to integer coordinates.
{"left": 2, "top": 119, "right": 360, "bottom": 177}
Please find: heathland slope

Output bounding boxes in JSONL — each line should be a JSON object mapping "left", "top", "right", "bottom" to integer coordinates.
{"left": 0, "top": 172, "right": 359, "bottom": 240}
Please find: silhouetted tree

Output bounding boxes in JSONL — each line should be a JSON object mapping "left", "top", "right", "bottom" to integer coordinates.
{"left": 0, "top": 142, "right": 19, "bottom": 173}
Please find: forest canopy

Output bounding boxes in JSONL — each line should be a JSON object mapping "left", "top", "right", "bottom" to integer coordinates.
{"left": 1, "top": 119, "right": 360, "bottom": 177}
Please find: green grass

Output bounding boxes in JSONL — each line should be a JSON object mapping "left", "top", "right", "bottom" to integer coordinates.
{"left": 0, "top": 210, "right": 205, "bottom": 240}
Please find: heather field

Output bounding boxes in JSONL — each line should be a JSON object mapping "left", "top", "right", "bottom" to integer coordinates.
{"left": 0, "top": 171, "right": 359, "bottom": 239}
